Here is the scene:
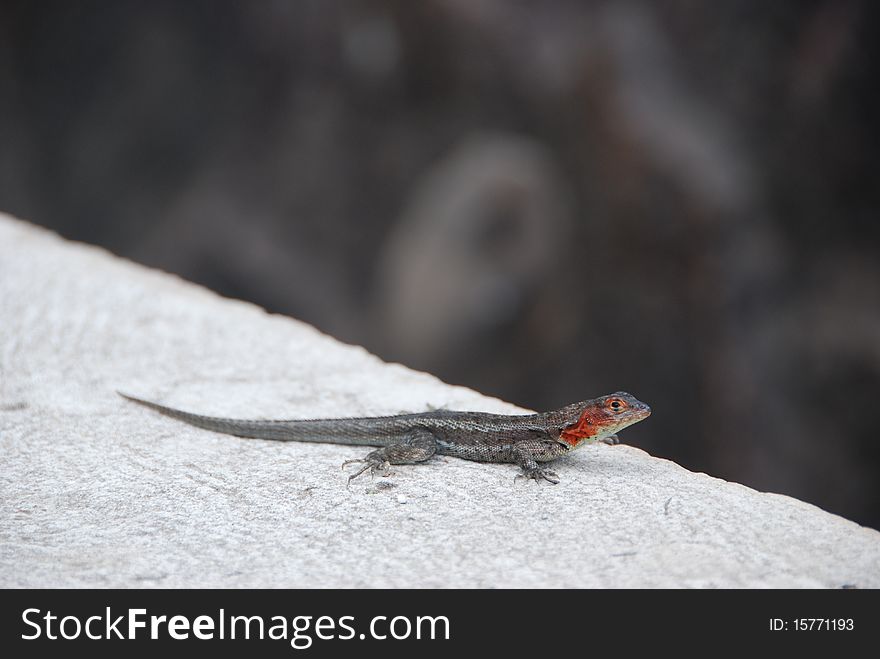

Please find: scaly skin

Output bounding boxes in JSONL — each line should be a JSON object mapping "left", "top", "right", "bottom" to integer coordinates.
{"left": 119, "top": 391, "right": 651, "bottom": 484}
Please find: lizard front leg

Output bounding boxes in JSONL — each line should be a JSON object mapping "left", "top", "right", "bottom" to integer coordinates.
{"left": 511, "top": 439, "right": 570, "bottom": 484}
{"left": 343, "top": 429, "right": 438, "bottom": 484}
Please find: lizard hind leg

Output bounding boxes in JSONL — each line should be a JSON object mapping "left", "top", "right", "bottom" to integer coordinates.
{"left": 343, "top": 430, "right": 438, "bottom": 485}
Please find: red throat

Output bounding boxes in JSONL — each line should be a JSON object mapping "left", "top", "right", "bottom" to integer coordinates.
{"left": 559, "top": 408, "right": 598, "bottom": 447}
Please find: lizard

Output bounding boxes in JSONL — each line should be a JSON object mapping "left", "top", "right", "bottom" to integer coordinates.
{"left": 118, "top": 391, "right": 651, "bottom": 484}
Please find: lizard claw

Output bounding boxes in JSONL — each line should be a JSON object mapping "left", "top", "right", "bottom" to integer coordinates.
{"left": 342, "top": 457, "right": 393, "bottom": 486}
{"left": 515, "top": 466, "right": 560, "bottom": 485}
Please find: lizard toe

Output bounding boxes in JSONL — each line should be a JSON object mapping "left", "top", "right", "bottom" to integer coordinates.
{"left": 345, "top": 457, "right": 394, "bottom": 485}
{"left": 515, "top": 466, "right": 560, "bottom": 485}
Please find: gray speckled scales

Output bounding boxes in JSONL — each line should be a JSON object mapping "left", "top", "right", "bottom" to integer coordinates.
{"left": 118, "top": 392, "right": 649, "bottom": 483}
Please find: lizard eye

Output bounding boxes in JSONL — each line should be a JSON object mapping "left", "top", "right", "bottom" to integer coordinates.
{"left": 607, "top": 398, "right": 626, "bottom": 412}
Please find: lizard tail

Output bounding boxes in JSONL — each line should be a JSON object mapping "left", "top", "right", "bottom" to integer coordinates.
{"left": 117, "top": 392, "right": 394, "bottom": 446}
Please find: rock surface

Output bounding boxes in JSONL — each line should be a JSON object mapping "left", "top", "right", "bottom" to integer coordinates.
{"left": 1, "top": 212, "right": 878, "bottom": 588}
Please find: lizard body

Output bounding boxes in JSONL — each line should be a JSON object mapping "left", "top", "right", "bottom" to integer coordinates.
{"left": 119, "top": 391, "right": 650, "bottom": 483}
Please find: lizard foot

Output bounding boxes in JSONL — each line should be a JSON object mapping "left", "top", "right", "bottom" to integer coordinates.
{"left": 600, "top": 434, "right": 620, "bottom": 446}
{"left": 341, "top": 457, "right": 393, "bottom": 485}
{"left": 515, "top": 466, "right": 560, "bottom": 485}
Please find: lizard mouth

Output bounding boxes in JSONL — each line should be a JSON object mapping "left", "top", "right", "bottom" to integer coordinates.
{"left": 625, "top": 405, "right": 651, "bottom": 425}
{"left": 608, "top": 403, "right": 651, "bottom": 435}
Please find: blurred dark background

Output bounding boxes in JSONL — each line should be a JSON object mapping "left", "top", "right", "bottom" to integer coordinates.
{"left": 1, "top": 1, "right": 878, "bottom": 528}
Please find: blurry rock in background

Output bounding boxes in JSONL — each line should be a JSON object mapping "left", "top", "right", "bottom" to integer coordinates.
{"left": 0, "top": 0, "right": 877, "bottom": 528}
{"left": 374, "top": 132, "right": 575, "bottom": 392}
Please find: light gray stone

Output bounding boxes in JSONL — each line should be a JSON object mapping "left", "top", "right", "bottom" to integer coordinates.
{"left": 1, "top": 212, "right": 878, "bottom": 588}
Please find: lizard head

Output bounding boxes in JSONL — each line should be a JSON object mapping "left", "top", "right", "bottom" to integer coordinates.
{"left": 558, "top": 392, "right": 651, "bottom": 448}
